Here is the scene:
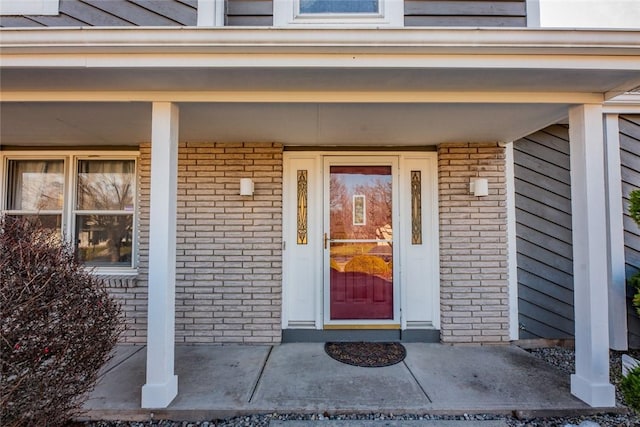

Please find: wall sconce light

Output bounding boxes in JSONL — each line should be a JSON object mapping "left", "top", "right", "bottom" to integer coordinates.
{"left": 470, "top": 178, "right": 489, "bottom": 197}
{"left": 240, "top": 178, "right": 254, "bottom": 196}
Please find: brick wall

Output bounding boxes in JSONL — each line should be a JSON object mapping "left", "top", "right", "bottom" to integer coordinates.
{"left": 120, "top": 142, "right": 283, "bottom": 344}
{"left": 118, "top": 141, "right": 507, "bottom": 345}
{"left": 438, "top": 143, "right": 509, "bottom": 344}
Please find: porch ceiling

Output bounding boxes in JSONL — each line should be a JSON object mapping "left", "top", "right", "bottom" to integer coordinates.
{"left": 0, "top": 101, "right": 569, "bottom": 146}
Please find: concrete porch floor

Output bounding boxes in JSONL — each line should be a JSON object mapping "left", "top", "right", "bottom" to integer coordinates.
{"left": 82, "top": 343, "right": 615, "bottom": 422}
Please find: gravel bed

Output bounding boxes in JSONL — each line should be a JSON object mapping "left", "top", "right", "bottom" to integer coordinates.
{"left": 80, "top": 411, "right": 640, "bottom": 427}
{"left": 79, "top": 347, "right": 640, "bottom": 427}
{"left": 528, "top": 347, "right": 640, "bottom": 408}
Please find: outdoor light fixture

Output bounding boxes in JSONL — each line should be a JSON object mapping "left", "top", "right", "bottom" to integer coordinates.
{"left": 470, "top": 178, "right": 489, "bottom": 197}
{"left": 240, "top": 178, "right": 254, "bottom": 196}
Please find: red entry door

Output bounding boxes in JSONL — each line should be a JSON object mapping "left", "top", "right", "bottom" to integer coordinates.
{"left": 327, "top": 164, "right": 394, "bottom": 320}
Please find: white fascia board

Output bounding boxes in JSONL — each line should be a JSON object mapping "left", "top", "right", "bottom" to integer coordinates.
{"left": 0, "top": 90, "right": 605, "bottom": 104}
{"left": 1, "top": 28, "right": 638, "bottom": 78}
{"left": 1, "top": 27, "right": 640, "bottom": 55}
{"left": 2, "top": 52, "right": 639, "bottom": 72}
{"left": 0, "top": 0, "right": 58, "bottom": 15}
{"left": 604, "top": 92, "right": 640, "bottom": 112}
{"left": 603, "top": 104, "right": 640, "bottom": 114}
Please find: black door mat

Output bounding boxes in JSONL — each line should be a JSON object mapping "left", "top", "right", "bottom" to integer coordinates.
{"left": 324, "top": 341, "right": 407, "bottom": 367}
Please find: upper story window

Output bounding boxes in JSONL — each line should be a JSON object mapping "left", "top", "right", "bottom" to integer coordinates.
{"left": 2, "top": 153, "right": 137, "bottom": 272}
{"left": 0, "top": 0, "right": 59, "bottom": 15}
{"left": 300, "top": 0, "right": 379, "bottom": 14}
{"left": 274, "top": 0, "right": 403, "bottom": 27}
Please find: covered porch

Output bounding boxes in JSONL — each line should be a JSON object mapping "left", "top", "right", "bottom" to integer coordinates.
{"left": 82, "top": 342, "right": 605, "bottom": 421}
{"left": 2, "top": 27, "right": 640, "bottom": 409}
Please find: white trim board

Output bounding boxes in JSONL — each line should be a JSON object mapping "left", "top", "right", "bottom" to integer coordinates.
{"left": 2, "top": 28, "right": 639, "bottom": 54}
{"left": 0, "top": 0, "right": 58, "bottom": 15}
{"left": 505, "top": 142, "right": 519, "bottom": 341}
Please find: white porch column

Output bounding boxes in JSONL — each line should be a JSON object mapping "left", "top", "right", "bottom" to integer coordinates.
{"left": 505, "top": 142, "right": 520, "bottom": 340}
{"left": 141, "top": 102, "right": 179, "bottom": 408}
{"left": 568, "top": 104, "right": 615, "bottom": 407}
{"left": 604, "top": 114, "right": 628, "bottom": 351}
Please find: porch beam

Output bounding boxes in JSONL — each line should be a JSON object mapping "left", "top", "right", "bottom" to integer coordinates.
{"left": 604, "top": 113, "right": 628, "bottom": 351}
{"left": 3, "top": 53, "right": 639, "bottom": 70}
{"left": 141, "top": 102, "right": 179, "bottom": 408}
{"left": 0, "top": 90, "right": 604, "bottom": 104}
{"left": 568, "top": 104, "right": 615, "bottom": 407}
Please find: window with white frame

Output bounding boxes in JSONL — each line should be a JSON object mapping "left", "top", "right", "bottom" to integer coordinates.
{"left": 274, "top": 0, "right": 403, "bottom": 26}
{"left": 2, "top": 153, "right": 137, "bottom": 271}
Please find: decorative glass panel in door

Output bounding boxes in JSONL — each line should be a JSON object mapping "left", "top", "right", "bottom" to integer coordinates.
{"left": 328, "top": 165, "right": 393, "bottom": 319}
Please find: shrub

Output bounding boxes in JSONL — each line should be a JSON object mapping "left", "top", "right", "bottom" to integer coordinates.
{"left": 621, "top": 364, "right": 640, "bottom": 412}
{"left": 344, "top": 255, "right": 390, "bottom": 276}
{"left": 0, "top": 216, "right": 121, "bottom": 427}
{"left": 630, "top": 190, "right": 640, "bottom": 316}
{"left": 630, "top": 189, "right": 640, "bottom": 228}
{"left": 631, "top": 271, "right": 640, "bottom": 317}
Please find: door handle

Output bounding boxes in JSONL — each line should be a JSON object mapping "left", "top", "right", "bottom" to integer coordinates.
{"left": 324, "top": 233, "right": 328, "bottom": 249}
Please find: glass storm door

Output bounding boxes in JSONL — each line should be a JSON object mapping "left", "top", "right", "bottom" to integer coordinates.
{"left": 324, "top": 158, "right": 397, "bottom": 322}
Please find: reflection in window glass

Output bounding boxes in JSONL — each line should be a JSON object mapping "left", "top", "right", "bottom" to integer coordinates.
{"left": 300, "top": 0, "right": 379, "bottom": 14}
{"left": 75, "top": 215, "right": 133, "bottom": 267}
{"left": 14, "top": 214, "right": 62, "bottom": 230}
{"left": 76, "top": 160, "right": 135, "bottom": 211}
{"left": 2, "top": 156, "right": 137, "bottom": 269}
{"left": 329, "top": 165, "right": 392, "bottom": 240}
{"left": 75, "top": 159, "right": 135, "bottom": 267}
{"left": 6, "top": 160, "right": 64, "bottom": 211}
{"left": 5, "top": 214, "right": 63, "bottom": 241}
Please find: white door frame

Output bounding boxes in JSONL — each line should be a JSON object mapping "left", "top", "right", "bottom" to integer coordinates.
{"left": 282, "top": 151, "right": 439, "bottom": 333}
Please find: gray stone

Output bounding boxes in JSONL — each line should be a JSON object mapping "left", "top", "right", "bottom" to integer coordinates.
{"left": 269, "top": 422, "right": 508, "bottom": 427}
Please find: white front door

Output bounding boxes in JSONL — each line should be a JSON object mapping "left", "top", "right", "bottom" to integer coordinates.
{"left": 282, "top": 151, "right": 440, "bottom": 333}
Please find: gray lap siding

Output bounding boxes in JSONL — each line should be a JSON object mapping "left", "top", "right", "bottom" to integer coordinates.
{"left": 1, "top": 0, "right": 527, "bottom": 27}
{"left": 514, "top": 117, "right": 640, "bottom": 347}
{"left": 621, "top": 115, "right": 640, "bottom": 348}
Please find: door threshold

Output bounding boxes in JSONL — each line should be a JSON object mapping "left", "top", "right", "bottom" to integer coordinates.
{"left": 282, "top": 328, "right": 440, "bottom": 343}
{"left": 323, "top": 324, "right": 400, "bottom": 330}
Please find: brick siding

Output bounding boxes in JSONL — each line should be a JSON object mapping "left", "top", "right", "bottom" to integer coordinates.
{"left": 438, "top": 143, "right": 510, "bottom": 344}
{"left": 116, "top": 141, "right": 507, "bottom": 345}
{"left": 119, "top": 142, "right": 283, "bottom": 344}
